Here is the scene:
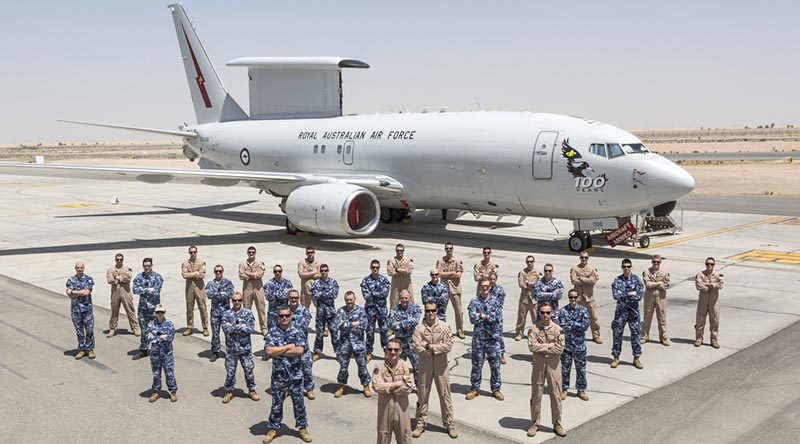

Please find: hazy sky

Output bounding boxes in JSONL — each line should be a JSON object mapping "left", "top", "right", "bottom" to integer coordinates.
{"left": 1, "top": 0, "right": 798, "bottom": 144}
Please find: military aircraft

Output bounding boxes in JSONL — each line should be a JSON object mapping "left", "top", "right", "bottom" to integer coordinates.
{"left": 0, "top": 3, "right": 694, "bottom": 251}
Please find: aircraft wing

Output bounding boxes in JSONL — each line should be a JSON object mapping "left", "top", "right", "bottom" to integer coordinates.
{"left": 0, "top": 162, "right": 403, "bottom": 196}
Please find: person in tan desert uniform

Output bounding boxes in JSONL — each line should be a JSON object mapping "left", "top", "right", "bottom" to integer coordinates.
{"left": 297, "top": 246, "right": 321, "bottom": 309}
{"left": 106, "top": 253, "right": 139, "bottom": 337}
{"left": 570, "top": 250, "right": 601, "bottom": 343}
{"left": 436, "top": 242, "right": 465, "bottom": 339}
{"left": 515, "top": 255, "right": 538, "bottom": 341}
{"left": 473, "top": 246, "right": 498, "bottom": 296}
{"left": 527, "top": 301, "right": 566, "bottom": 438}
{"left": 412, "top": 301, "right": 458, "bottom": 439}
{"left": 388, "top": 243, "right": 414, "bottom": 306}
{"left": 239, "top": 246, "right": 267, "bottom": 336}
{"left": 641, "top": 254, "right": 670, "bottom": 346}
{"left": 180, "top": 245, "right": 209, "bottom": 336}
{"left": 373, "top": 338, "right": 415, "bottom": 444}
{"left": 695, "top": 257, "right": 724, "bottom": 349}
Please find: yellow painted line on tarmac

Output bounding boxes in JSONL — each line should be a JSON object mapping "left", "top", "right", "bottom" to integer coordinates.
{"left": 777, "top": 217, "right": 800, "bottom": 226}
{"left": 56, "top": 203, "right": 99, "bottom": 209}
{"left": 729, "top": 250, "right": 800, "bottom": 266}
{"left": 634, "top": 216, "right": 792, "bottom": 251}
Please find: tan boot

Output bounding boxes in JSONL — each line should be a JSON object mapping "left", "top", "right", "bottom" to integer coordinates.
{"left": 694, "top": 339, "right": 702, "bottom": 347}
{"left": 262, "top": 430, "right": 277, "bottom": 444}
{"left": 362, "top": 385, "right": 372, "bottom": 398}
{"left": 593, "top": 335, "right": 603, "bottom": 344}
{"left": 412, "top": 424, "right": 425, "bottom": 438}
{"left": 500, "top": 355, "right": 507, "bottom": 365}
{"left": 366, "top": 353, "right": 373, "bottom": 363}
{"left": 323, "top": 327, "right": 330, "bottom": 337}
{"left": 202, "top": 328, "right": 210, "bottom": 337}
{"left": 249, "top": 390, "right": 260, "bottom": 401}
{"left": 183, "top": 328, "right": 193, "bottom": 336}
{"left": 148, "top": 392, "right": 160, "bottom": 402}
{"left": 299, "top": 427, "right": 312, "bottom": 443}
{"left": 305, "top": 390, "right": 316, "bottom": 400}
{"left": 711, "top": 339, "right": 720, "bottom": 349}
{"left": 465, "top": 390, "right": 478, "bottom": 400}
{"left": 492, "top": 390, "right": 505, "bottom": 401}
{"left": 133, "top": 329, "right": 141, "bottom": 337}
{"left": 447, "top": 426, "right": 458, "bottom": 438}
{"left": 87, "top": 350, "right": 96, "bottom": 359}
{"left": 526, "top": 425, "right": 538, "bottom": 437}
{"left": 312, "top": 353, "right": 321, "bottom": 362}
{"left": 553, "top": 423, "right": 567, "bottom": 437}
{"left": 222, "top": 391, "right": 233, "bottom": 404}
{"left": 640, "top": 335, "right": 648, "bottom": 344}
{"left": 457, "top": 330, "right": 465, "bottom": 339}
{"left": 660, "top": 337, "right": 670, "bottom": 346}
{"left": 514, "top": 333, "right": 523, "bottom": 341}
{"left": 334, "top": 384, "right": 345, "bottom": 398}
{"left": 74, "top": 350, "right": 86, "bottom": 360}
{"left": 610, "top": 356, "right": 620, "bottom": 368}
{"left": 578, "top": 390, "right": 589, "bottom": 401}
{"left": 561, "top": 390, "right": 568, "bottom": 401}
{"left": 170, "top": 392, "right": 178, "bottom": 402}
{"left": 633, "top": 356, "right": 643, "bottom": 369}
{"left": 106, "top": 329, "right": 116, "bottom": 338}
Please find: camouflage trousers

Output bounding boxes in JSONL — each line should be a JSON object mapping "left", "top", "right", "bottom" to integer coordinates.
{"left": 150, "top": 351, "right": 177, "bottom": 393}
{"left": 398, "top": 335, "right": 419, "bottom": 386}
{"left": 138, "top": 305, "right": 155, "bottom": 351}
{"left": 268, "top": 367, "right": 308, "bottom": 430}
{"left": 611, "top": 305, "right": 642, "bottom": 357}
{"left": 336, "top": 342, "right": 371, "bottom": 386}
{"left": 470, "top": 334, "right": 502, "bottom": 391}
{"left": 71, "top": 306, "right": 95, "bottom": 351}
{"left": 301, "top": 348, "right": 314, "bottom": 391}
{"left": 561, "top": 345, "right": 587, "bottom": 391}
{"left": 210, "top": 311, "right": 224, "bottom": 353}
{"left": 365, "top": 303, "right": 389, "bottom": 354}
{"left": 224, "top": 350, "right": 256, "bottom": 391}
{"left": 313, "top": 305, "right": 337, "bottom": 354}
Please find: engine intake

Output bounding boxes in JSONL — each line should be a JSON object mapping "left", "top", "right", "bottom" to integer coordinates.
{"left": 284, "top": 183, "right": 380, "bottom": 237}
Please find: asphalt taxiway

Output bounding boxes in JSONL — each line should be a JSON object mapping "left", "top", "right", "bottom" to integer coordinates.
{"left": 1, "top": 174, "right": 798, "bottom": 443}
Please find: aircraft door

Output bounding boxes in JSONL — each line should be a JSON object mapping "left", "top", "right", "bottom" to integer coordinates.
{"left": 532, "top": 131, "right": 558, "bottom": 180}
{"left": 343, "top": 140, "right": 354, "bottom": 165}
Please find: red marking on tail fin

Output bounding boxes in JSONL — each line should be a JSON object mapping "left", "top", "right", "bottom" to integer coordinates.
{"left": 182, "top": 26, "right": 212, "bottom": 108}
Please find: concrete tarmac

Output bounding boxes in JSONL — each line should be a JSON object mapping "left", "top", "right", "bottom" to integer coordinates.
{"left": 0, "top": 174, "right": 799, "bottom": 442}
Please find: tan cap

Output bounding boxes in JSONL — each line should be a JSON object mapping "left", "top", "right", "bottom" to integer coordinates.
{"left": 155, "top": 304, "right": 166, "bottom": 313}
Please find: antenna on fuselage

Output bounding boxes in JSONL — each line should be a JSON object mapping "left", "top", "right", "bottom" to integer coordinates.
{"left": 476, "top": 101, "right": 484, "bottom": 111}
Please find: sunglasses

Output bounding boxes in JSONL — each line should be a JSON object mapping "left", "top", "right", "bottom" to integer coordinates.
{"left": 115, "top": 258, "right": 123, "bottom": 261}
{"left": 320, "top": 269, "right": 329, "bottom": 273}
{"left": 274, "top": 270, "right": 282, "bottom": 273}
{"left": 278, "top": 314, "right": 291, "bottom": 319}
{"left": 706, "top": 263, "right": 715, "bottom": 266}
{"left": 568, "top": 296, "right": 579, "bottom": 299}
{"left": 232, "top": 299, "right": 243, "bottom": 303}
{"left": 425, "top": 309, "right": 437, "bottom": 313}
{"left": 247, "top": 251, "right": 256, "bottom": 254}
{"left": 539, "top": 311, "right": 552, "bottom": 316}
{"left": 430, "top": 274, "right": 439, "bottom": 277}
{"left": 526, "top": 260, "right": 534, "bottom": 263}
{"left": 444, "top": 247, "right": 453, "bottom": 251}
{"left": 214, "top": 270, "right": 223, "bottom": 273}
{"left": 371, "top": 266, "right": 380, "bottom": 269}
{"left": 396, "top": 250, "right": 404, "bottom": 253}
{"left": 652, "top": 261, "right": 661, "bottom": 264}
{"left": 386, "top": 347, "right": 400, "bottom": 352}
{"left": 156, "top": 311, "right": 165, "bottom": 314}
{"left": 622, "top": 265, "right": 632, "bottom": 269}
{"left": 483, "top": 252, "right": 491, "bottom": 255}
{"left": 189, "top": 251, "right": 197, "bottom": 254}
{"left": 544, "top": 270, "right": 553, "bottom": 273}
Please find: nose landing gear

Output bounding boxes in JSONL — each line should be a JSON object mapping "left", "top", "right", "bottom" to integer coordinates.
{"left": 568, "top": 232, "right": 593, "bottom": 252}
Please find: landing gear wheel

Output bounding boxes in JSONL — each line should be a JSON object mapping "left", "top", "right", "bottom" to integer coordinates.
{"left": 568, "top": 233, "right": 587, "bottom": 252}
{"left": 638, "top": 235, "right": 650, "bottom": 248}
{"left": 585, "top": 235, "right": 593, "bottom": 249}
{"left": 380, "top": 207, "right": 394, "bottom": 223}
{"left": 285, "top": 218, "right": 300, "bottom": 235}
{"left": 391, "top": 208, "right": 408, "bottom": 223}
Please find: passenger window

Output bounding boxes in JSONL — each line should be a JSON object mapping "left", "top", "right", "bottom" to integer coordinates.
{"left": 337, "top": 145, "right": 342, "bottom": 154}
{"left": 313, "top": 145, "right": 318, "bottom": 153}
{"left": 321, "top": 145, "right": 326, "bottom": 154}
{"left": 589, "top": 143, "right": 607, "bottom": 157}
{"left": 607, "top": 143, "right": 624, "bottom": 158}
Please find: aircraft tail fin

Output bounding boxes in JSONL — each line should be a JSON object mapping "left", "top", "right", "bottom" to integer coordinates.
{"left": 168, "top": 3, "right": 248, "bottom": 124}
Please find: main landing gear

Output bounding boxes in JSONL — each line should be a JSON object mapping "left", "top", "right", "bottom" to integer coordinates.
{"left": 380, "top": 208, "right": 410, "bottom": 224}
{"left": 568, "top": 231, "right": 593, "bottom": 252}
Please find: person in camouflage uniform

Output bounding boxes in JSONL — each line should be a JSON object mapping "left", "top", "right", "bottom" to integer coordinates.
{"left": 264, "top": 264, "right": 294, "bottom": 329}
{"left": 420, "top": 268, "right": 449, "bottom": 322}
{"left": 610, "top": 258, "right": 644, "bottom": 369}
{"left": 205, "top": 264, "right": 234, "bottom": 362}
{"left": 288, "top": 289, "right": 316, "bottom": 399}
{"left": 465, "top": 281, "right": 504, "bottom": 401}
{"left": 263, "top": 306, "right": 312, "bottom": 444}
{"left": 132, "top": 258, "right": 163, "bottom": 360}
{"left": 221, "top": 292, "right": 259, "bottom": 403}
{"left": 66, "top": 261, "right": 95, "bottom": 360}
{"left": 311, "top": 264, "right": 339, "bottom": 360}
{"left": 554, "top": 289, "right": 590, "bottom": 401}
{"left": 488, "top": 272, "right": 508, "bottom": 364}
{"left": 360, "top": 259, "right": 391, "bottom": 362}
{"left": 146, "top": 304, "right": 177, "bottom": 402}
{"left": 533, "top": 263, "right": 564, "bottom": 319}
{"left": 332, "top": 291, "right": 372, "bottom": 398}
{"left": 388, "top": 289, "right": 422, "bottom": 385}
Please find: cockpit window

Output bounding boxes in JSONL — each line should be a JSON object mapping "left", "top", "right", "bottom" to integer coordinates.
{"left": 589, "top": 143, "right": 607, "bottom": 158}
{"left": 607, "top": 143, "right": 624, "bottom": 158}
{"left": 622, "top": 143, "right": 650, "bottom": 154}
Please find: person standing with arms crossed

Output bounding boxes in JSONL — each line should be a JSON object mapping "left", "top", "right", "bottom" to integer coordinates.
{"left": 610, "top": 258, "right": 644, "bottom": 369}
{"left": 372, "top": 338, "right": 415, "bottom": 444}
{"left": 388, "top": 243, "right": 415, "bottom": 306}
{"left": 695, "top": 257, "right": 724, "bottom": 348}
{"left": 132, "top": 258, "right": 163, "bottom": 361}
{"left": 106, "top": 253, "right": 139, "bottom": 338}
{"left": 473, "top": 246, "right": 498, "bottom": 296}
{"left": 570, "top": 251, "right": 601, "bottom": 343}
{"left": 146, "top": 304, "right": 177, "bottom": 403}
{"left": 297, "top": 246, "right": 321, "bottom": 310}
{"left": 180, "top": 245, "right": 209, "bottom": 337}
{"left": 515, "top": 255, "right": 538, "bottom": 341}
{"left": 239, "top": 246, "right": 268, "bottom": 336}
{"left": 67, "top": 261, "right": 95, "bottom": 359}
{"left": 554, "top": 289, "right": 590, "bottom": 401}
{"left": 436, "top": 242, "right": 466, "bottom": 339}
{"left": 412, "top": 301, "right": 458, "bottom": 439}
{"left": 205, "top": 265, "right": 234, "bottom": 362}
{"left": 221, "top": 292, "right": 259, "bottom": 404}
{"left": 360, "top": 259, "right": 391, "bottom": 362}
{"left": 527, "top": 301, "right": 566, "bottom": 438}
{"left": 642, "top": 254, "right": 670, "bottom": 346}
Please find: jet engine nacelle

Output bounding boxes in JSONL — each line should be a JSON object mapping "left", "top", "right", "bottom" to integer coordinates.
{"left": 284, "top": 183, "right": 381, "bottom": 237}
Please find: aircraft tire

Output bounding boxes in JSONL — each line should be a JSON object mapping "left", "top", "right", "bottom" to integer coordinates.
{"left": 568, "top": 233, "right": 587, "bottom": 252}
{"left": 585, "top": 235, "right": 593, "bottom": 249}
{"left": 638, "top": 235, "right": 650, "bottom": 248}
{"left": 285, "top": 217, "right": 301, "bottom": 235}
{"left": 392, "top": 208, "right": 408, "bottom": 222}
{"left": 380, "top": 207, "right": 394, "bottom": 223}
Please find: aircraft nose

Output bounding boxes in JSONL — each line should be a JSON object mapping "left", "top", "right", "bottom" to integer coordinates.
{"left": 647, "top": 161, "right": 695, "bottom": 205}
